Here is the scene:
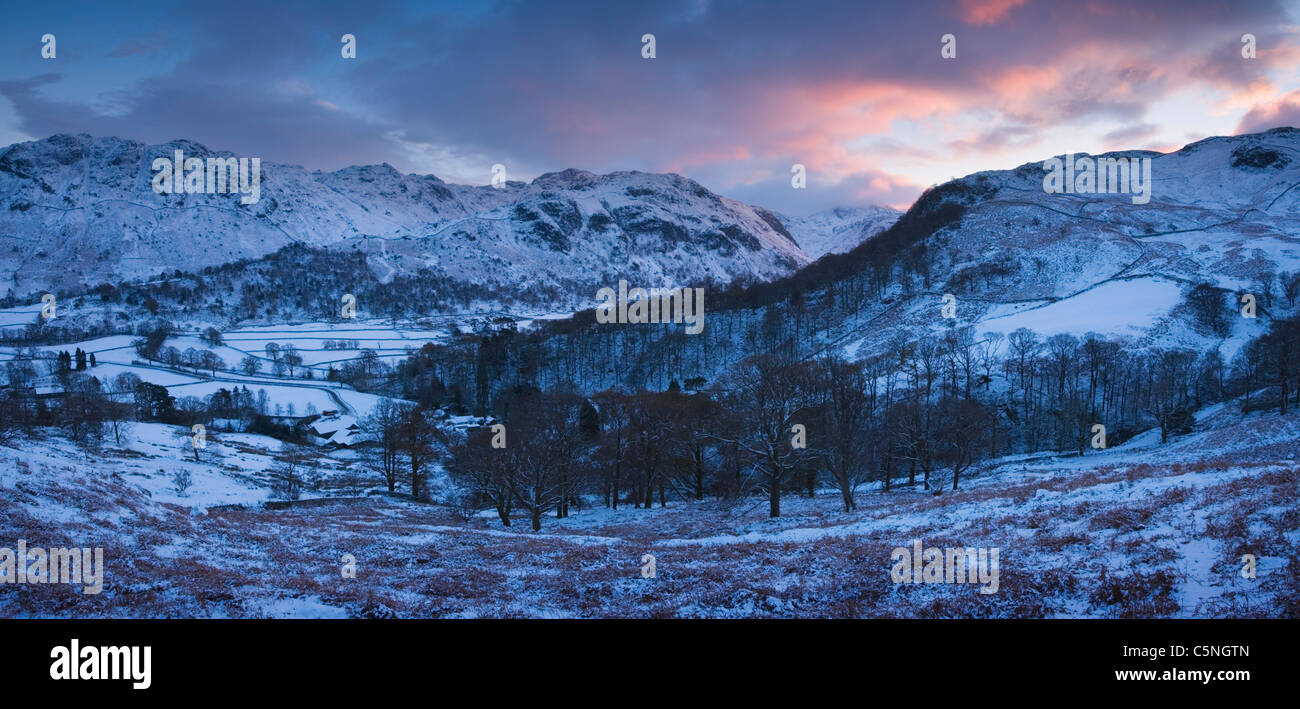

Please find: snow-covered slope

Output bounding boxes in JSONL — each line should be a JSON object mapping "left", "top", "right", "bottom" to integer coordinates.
{"left": 831, "top": 127, "right": 1300, "bottom": 359}
{"left": 0, "top": 135, "right": 814, "bottom": 297}
{"left": 778, "top": 206, "right": 901, "bottom": 259}
{"left": 940, "top": 128, "right": 1300, "bottom": 301}
{"left": 4, "top": 404, "right": 1297, "bottom": 618}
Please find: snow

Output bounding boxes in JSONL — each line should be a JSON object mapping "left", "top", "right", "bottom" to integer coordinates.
{"left": 0, "top": 135, "right": 816, "bottom": 302}
{"left": 779, "top": 206, "right": 900, "bottom": 259}
{"left": 978, "top": 277, "right": 1183, "bottom": 339}
{"left": 250, "top": 596, "right": 350, "bottom": 619}
{"left": 3, "top": 130, "right": 1299, "bottom": 618}
{"left": 3, "top": 398, "right": 1298, "bottom": 618}
{"left": 0, "top": 321, "right": 424, "bottom": 420}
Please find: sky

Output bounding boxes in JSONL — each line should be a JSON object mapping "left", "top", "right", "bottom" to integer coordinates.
{"left": 1, "top": 0, "right": 1298, "bottom": 215}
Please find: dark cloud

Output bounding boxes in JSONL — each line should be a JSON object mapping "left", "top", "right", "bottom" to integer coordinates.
{"left": 0, "top": 71, "right": 405, "bottom": 169}
{"left": 0, "top": 0, "right": 1296, "bottom": 209}
{"left": 107, "top": 33, "right": 170, "bottom": 58}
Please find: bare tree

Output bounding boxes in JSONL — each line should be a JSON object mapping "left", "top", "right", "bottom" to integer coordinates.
{"left": 270, "top": 444, "right": 315, "bottom": 501}
{"left": 104, "top": 372, "right": 141, "bottom": 446}
{"left": 1148, "top": 350, "right": 1197, "bottom": 443}
{"left": 172, "top": 469, "right": 193, "bottom": 495}
{"left": 199, "top": 350, "right": 224, "bottom": 375}
{"left": 396, "top": 405, "right": 440, "bottom": 500}
{"left": 364, "top": 398, "right": 405, "bottom": 493}
{"left": 667, "top": 391, "right": 725, "bottom": 502}
{"left": 172, "top": 424, "right": 220, "bottom": 464}
{"left": 811, "top": 357, "right": 873, "bottom": 511}
{"left": 933, "top": 397, "right": 994, "bottom": 491}
{"left": 592, "top": 391, "right": 631, "bottom": 508}
{"left": 627, "top": 392, "right": 676, "bottom": 509}
{"left": 722, "top": 354, "right": 815, "bottom": 518}
{"left": 282, "top": 345, "right": 303, "bottom": 377}
{"left": 61, "top": 373, "right": 108, "bottom": 448}
{"left": 1283, "top": 272, "right": 1300, "bottom": 309}
{"left": 506, "top": 392, "right": 585, "bottom": 530}
{"left": 446, "top": 425, "right": 518, "bottom": 527}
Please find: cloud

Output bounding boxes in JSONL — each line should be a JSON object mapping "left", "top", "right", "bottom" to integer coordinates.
{"left": 0, "top": 0, "right": 1297, "bottom": 212}
{"left": 726, "top": 165, "right": 925, "bottom": 216}
{"left": 107, "top": 33, "right": 170, "bottom": 57}
{"left": 1235, "top": 90, "right": 1300, "bottom": 134}
{"left": 1100, "top": 123, "right": 1161, "bottom": 147}
{"left": 0, "top": 72, "right": 406, "bottom": 170}
{"left": 957, "top": 0, "right": 1029, "bottom": 25}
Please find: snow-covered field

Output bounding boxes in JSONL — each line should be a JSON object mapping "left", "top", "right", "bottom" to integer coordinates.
{"left": 979, "top": 277, "right": 1184, "bottom": 339}
{"left": 2, "top": 406, "right": 1295, "bottom": 618}
{"left": 0, "top": 321, "right": 427, "bottom": 418}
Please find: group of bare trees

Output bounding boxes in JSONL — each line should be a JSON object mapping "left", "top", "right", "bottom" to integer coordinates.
{"left": 0, "top": 365, "right": 140, "bottom": 449}
{"left": 0, "top": 347, "right": 289, "bottom": 450}
{"left": 364, "top": 398, "right": 445, "bottom": 502}
{"left": 440, "top": 391, "right": 592, "bottom": 530}
{"left": 430, "top": 350, "right": 986, "bottom": 524}
{"left": 425, "top": 313, "right": 1300, "bottom": 524}
{"left": 1241, "top": 314, "right": 1300, "bottom": 415}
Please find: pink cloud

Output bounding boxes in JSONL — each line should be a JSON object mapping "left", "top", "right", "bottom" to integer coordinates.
{"left": 958, "top": 0, "right": 1028, "bottom": 25}
{"left": 1236, "top": 90, "right": 1300, "bottom": 134}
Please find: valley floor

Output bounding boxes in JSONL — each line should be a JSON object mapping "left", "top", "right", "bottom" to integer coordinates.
{"left": 1, "top": 407, "right": 1297, "bottom": 618}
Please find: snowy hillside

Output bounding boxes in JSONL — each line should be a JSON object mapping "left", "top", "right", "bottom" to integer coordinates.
{"left": 0, "top": 135, "right": 813, "bottom": 298}
{"left": 808, "top": 128, "right": 1300, "bottom": 362}
{"left": 779, "top": 206, "right": 901, "bottom": 259}
{"left": 2, "top": 404, "right": 1295, "bottom": 618}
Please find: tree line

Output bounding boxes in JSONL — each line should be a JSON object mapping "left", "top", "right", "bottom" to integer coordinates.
{"left": 362, "top": 313, "right": 1300, "bottom": 527}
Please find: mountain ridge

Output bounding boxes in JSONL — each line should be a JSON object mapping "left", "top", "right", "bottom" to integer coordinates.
{"left": 0, "top": 134, "right": 894, "bottom": 299}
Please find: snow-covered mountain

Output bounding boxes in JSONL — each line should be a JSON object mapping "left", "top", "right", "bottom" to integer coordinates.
{"left": 0, "top": 134, "right": 816, "bottom": 298}
{"left": 822, "top": 127, "right": 1300, "bottom": 362}
{"left": 4, "top": 129, "right": 1297, "bottom": 350}
{"left": 778, "top": 206, "right": 901, "bottom": 259}
{"left": 933, "top": 128, "right": 1300, "bottom": 301}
